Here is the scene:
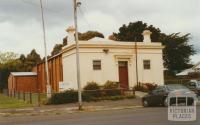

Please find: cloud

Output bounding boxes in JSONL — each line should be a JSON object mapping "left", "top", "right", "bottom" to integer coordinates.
{"left": 0, "top": 0, "right": 199, "bottom": 63}
{"left": 78, "top": 11, "right": 121, "bottom": 36}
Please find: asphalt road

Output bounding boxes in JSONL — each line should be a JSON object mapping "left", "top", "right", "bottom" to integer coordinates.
{"left": 0, "top": 107, "right": 199, "bottom": 125}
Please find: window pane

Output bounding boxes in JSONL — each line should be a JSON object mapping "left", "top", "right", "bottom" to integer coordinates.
{"left": 143, "top": 60, "right": 150, "bottom": 69}
{"left": 93, "top": 60, "right": 101, "bottom": 70}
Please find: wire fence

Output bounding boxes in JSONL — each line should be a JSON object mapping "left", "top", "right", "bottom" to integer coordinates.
{"left": 1, "top": 88, "right": 135, "bottom": 106}
{"left": 2, "top": 89, "right": 47, "bottom": 106}
{"left": 2, "top": 79, "right": 198, "bottom": 106}
{"left": 165, "top": 78, "right": 200, "bottom": 85}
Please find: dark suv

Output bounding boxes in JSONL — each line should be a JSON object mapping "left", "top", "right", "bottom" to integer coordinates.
{"left": 142, "top": 84, "right": 195, "bottom": 107}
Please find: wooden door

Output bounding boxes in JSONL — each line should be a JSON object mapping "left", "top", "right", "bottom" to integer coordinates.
{"left": 118, "top": 61, "right": 129, "bottom": 89}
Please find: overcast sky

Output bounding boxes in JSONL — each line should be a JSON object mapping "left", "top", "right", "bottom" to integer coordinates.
{"left": 0, "top": 0, "right": 199, "bottom": 63}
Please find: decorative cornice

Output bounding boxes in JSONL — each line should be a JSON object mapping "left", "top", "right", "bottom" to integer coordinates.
{"left": 62, "top": 43, "right": 164, "bottom": 53}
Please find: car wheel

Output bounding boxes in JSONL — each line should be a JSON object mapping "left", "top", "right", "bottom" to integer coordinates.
{"left": 143, "top": 100, "right": 149, "bottom": 107}
{"left": 163, "top": 98, "right": 168, "bottom": 107}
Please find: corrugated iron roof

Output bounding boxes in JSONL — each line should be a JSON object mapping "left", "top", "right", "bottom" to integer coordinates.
{"left": 11, "top": 72, "right": 37, "bottom": 76}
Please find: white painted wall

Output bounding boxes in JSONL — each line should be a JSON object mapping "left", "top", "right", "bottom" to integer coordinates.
{"left": 62, "top": 43, "right": 164, "bottom": 90}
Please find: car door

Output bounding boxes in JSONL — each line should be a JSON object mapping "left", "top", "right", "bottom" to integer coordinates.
{"left": 148, "top": 86, "right": 165, "bottom": 105}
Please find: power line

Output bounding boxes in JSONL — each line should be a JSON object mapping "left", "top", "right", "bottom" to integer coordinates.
{"left": 20, "top": 0, "right": 65, "bottom": 16}
{"left": 78, "top": 7, "right": 92, "bottom": 30}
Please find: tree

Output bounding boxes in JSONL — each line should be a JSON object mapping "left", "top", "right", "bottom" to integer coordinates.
{"left": 161, "top": 33, "right": 195, "bottom": 71}
{"left": 0, "top": 50, "right": 42, "bottom": 90}
{"left": 63, "top": 36, "right": 68, "bottom": 46}
{"left": 52, "top": 31, "right": 105, "bottom": 56}
{"left": 113, "top": 21, "right": 161, "bottom": 42}
{"left": 0, "top": 52, "right": 18, "bottom": 64}
{"left": 25, "top": 49, "right": 41, "bottom": 71}
{"left": 51, "top": 44, "right": 63, "bottom": 56}
{"left": 0, "top": 52, "right": 19, "bottom": 90}
{"left": 113, "top": 21, "right": 195, "bottom": 71}
{"left": 79, "top": 31, "right": 104, "bottom": 41}
{"left": 108, "top": 34, "right": 117, "bottom": 41}
{"left": 0, "top": 54, "right": 21, "bottom": 90}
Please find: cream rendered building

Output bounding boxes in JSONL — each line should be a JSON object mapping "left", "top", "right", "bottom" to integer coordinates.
{"left": 62, "top": 26, "right": 164, "bottom": 90}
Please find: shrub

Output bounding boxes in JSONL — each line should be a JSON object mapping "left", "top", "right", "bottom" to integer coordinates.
{"left": 83, "top": 81, "right": 100, "bottom": 90}
{"left": 133, "top": 83, "right": 158, "bottom": 92}
{"left": 83, "top": 82, "right": 101, "bottom": 97}
{"left": 143, "top": 83, "right": 157, "bottom": 91}
{"left": 103, "top": 81, "right": 121, "bottom": 96}
{"left": 97, "top": 95, "right": 135, "bottom": 101}
{"left": 48, "top": 89, "right": 96, "bottom": 104}
{"left": 134, "top": 84, "right": 148, "bottom": 92}
{"left": 48, "top": 90, "right": 78, "bottom": 104}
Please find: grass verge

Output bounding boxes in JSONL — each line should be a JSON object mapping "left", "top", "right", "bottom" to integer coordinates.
{"left": 0, "top": 94, "right": 31, "bottom": 109}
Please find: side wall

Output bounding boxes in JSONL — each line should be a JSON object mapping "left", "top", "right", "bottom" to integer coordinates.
{"left": 8, "top": 75, "right": 14, "bottom": 92}
{"left": 15, "top": 76, "right": 37, "bottom": 92}
{"left": 36, "top": 54, "right": 63, "bottom": 93}
{"left": 8, "top": 75, "right": 37, "bottom": 92}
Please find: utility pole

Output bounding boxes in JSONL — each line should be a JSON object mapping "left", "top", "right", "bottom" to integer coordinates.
{"left": 39, "top": 0, "right": 51, "bottom": 98}
{"left": 73, "top": 0, "right": 82, "bottom": 110}
{"left": 134, "top": 38, "right": 139, "bottom": 86}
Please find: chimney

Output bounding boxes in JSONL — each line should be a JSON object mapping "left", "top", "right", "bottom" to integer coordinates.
{"left": 142, "top": 30, "right": 152, "bottom": 43}
{"left": 66, "top": 26, "right": 75, "bottom": 44}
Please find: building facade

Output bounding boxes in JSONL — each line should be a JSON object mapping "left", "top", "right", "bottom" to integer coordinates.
{"left": 61, "top": 27, "right": 164, "bottom": 90}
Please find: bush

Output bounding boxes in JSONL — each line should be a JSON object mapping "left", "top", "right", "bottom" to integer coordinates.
{"left": 134, "top": 84, "right": 148, "bottom": 92}
{"left": 103, "top": 81, "right": 121, "bottom": 96}
{"left": 48, "top": 81, "right": 134, "bottom": 105}
{"left": 96, "top": 95, "right": 135, "bottom": 101}
{"left": 83, "top": 82, "right": 100, "bottom": 90}
{"left": 143, "top": 83, "right": 157, "bottom": 91}
{"left": 83, "top": 82, "right": 101, "bottom": 97}
{"left": 133, "top": 83, "right": 157, "bottom": 92}
{"left": 48, "top": 89, "right": 96, "bottom": 104}
{"left": 48, "top": 90, "right": 78, "bottom": 104}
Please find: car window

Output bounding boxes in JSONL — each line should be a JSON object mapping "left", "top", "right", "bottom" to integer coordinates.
{"left": 189, "top": 82, "right": 196, "bottom": 87}
{"left": 153, "top": 86, "right": 164, "bottom": 92}
{"left": 166, "top": 84, "right": 189, "bottom": 91}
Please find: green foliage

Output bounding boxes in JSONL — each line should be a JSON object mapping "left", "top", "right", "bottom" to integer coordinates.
{"left": 103, "top": 81, "right": 119, "bottom": 89}
{"left": 51, "top": 44, "right": 63, "bottom": 56}
{"left": 113, "top": 21, "right": 195, "bottom": 71}
{"left": 48, "top": 81, "right": 135, "bottom": 105}
{"left": 62, "top": 31, "right": 104, "bottom": 47}
{"left": 48, "top": 90, "right": 135, "bottom": 105}
{"left": 63, "top": 36, "right": 68, "bottom": 46}
{"left": 0, "top": 94, "right": 31, "bottom": 109}
{"left": 83, "top": 82, "right": 101, "bottom": 97}
{"left": 48, "top": 90, "right": 78, "bottom": 104}
{"left": 48, "top": 90, "right": 95, "bottom": 104}
{"left": 97, "top": 95, "right": 135, "bottom": 101}
{"left": 0, "top": 51, "right": 18, "bottom": 64}
{"left": 84, "top": 81, "right": 100, "bottom": 90}
{"left": 0, "top": 59, "right": 21, "bottom": 90}
{"left": 134, "top": 84, "right": 148, "bottom": 92}
{"left": 133, "top": 83, "right": 157, "bottom": 92}
{"left": 103, "top": 81, "right": 121, "bottom": 96}
{"left": 113, "top": 21, "right": 161, "bottom": 42}
{"left": 0, "top": 49, "right": 41, "bottom": 90}
{"left": 79, "top": 31, "right": 104, "bottom": 41}
{"left": 108, "top": 34, "right": 117, "bottom": 41}
{"left": 25, "top": 49, "right": 41, "bottom": 71}
{"left": 161, "top": 33, "right": 195, "bottom": 71}
{"left": 143, "top": 83, "right": 158, "bottom": 91}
